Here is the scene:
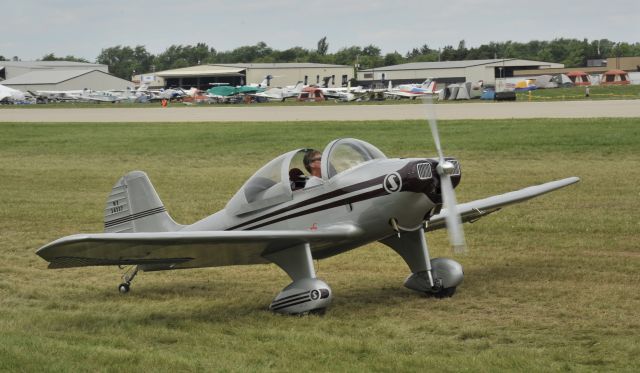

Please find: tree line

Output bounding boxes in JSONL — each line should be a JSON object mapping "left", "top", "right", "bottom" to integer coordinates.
{"left": 2, "top": 37, "right": 639, "bottom": 80}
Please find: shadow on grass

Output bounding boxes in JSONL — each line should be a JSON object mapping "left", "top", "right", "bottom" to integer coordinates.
{"left": 42, "top": 255, "right": 569, "bottom": 329}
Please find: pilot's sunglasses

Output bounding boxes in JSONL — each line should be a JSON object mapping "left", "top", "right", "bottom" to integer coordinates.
{"left": 312, "top": 158, "right": 321, "bottom": 162}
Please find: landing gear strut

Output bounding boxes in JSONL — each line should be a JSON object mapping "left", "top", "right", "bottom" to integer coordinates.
{"left": 118, "top": 265, "right": 139, "bottom": 294}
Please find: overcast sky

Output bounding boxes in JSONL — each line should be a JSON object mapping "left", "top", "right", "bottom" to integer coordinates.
{"left": 2, "top": 0, "right": 639, "bottom": 61}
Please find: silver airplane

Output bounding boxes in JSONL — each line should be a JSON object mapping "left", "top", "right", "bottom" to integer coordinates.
{"left": 36, "top": 114, "right": 580, "bottom": 314}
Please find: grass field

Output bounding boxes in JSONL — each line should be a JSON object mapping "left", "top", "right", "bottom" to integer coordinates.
{"left": 1, "top": 118, "right": 639, "bottom": 372}
{"left": 515, "top": 84, "right": 640, "bottom": 102}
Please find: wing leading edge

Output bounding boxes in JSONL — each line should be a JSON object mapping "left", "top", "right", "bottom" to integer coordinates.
{"left": 37, "top": 224, "right": 363, "bottom": 270}
{"left": 426, "top": 177, "right": 580, "bottom": 231}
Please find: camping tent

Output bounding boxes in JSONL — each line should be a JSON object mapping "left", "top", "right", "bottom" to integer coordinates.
{"left": 514, "top": 79, "right": 537, "bottom": 91}
{"left": 446, "top": 84, "right": 459, "bottom": 100}
{"left": 455, "top": 82, "right": 471, "bottom": 100}
{"left": 534, "top": 75, "right": 558, "bottom": 89}
{"left": 567, "top": 71, "right": 592, "bottom": 86}
{"left": 601, "top": 70, "right": 630, "bottom": 85}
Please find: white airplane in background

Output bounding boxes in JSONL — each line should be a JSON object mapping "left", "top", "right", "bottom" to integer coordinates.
{"left": 0, "top": 84, "right": 28, "bottom": 103}
{"left": 253, "top": 82, "right": 305, "bottom": 101}
{"left": 246, "top": 75, "right": 273, "bottom": 89}
{"left": 31, "top": 89, "right": 84, "bottom": 102}
{"left": 319, "top": 83, "right": 366, "bottom": 102}
{"left": 32, "top": 87, "right": 142, "bottom": 103}
{"left": 385, "top": 79, "right": 438, "bottom": 99}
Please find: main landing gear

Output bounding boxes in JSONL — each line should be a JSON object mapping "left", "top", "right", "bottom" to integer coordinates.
{"left": 381, "top": 226, "right": 464, "bottom": 299}
{"left": 264, "top": 243, "right": 332, "bottom": 315}
{"left": 118, "top": 265, "right": 139, "bottom": 294}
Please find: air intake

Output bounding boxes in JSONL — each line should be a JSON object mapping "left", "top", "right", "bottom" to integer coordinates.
{"left": 450, "top": 160, "right": 461, "bottom": 176}
{"left": 417, "top": 163, "right": 432, "bottom": 179}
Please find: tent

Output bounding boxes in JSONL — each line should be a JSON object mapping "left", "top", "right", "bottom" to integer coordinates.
{"left": 446, "top": 84, "right": 459, "bottom": 100}
{"left": 601, "top": 70, "right": 630, "bottom": 85}
{"left": 534, "top": 75, "right": 557, "bottom": 89}
{"left": 566, "top": 71, "right": 591, "bottom": 86}
{"left": 514, "top": 79, "right": 537, "bottom": 91}
{"left": 455, "top": 82, "right": 471, "bottom": 100}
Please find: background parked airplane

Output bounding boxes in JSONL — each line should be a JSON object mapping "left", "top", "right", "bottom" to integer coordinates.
{"left": 253, "top": 82, "right": 305, "bottom": 101}
{"left": 0, "top": 83, "right": 29, "bottom": 103}
{"left": 385, "top": 79, "right": 438, "bottom": 99}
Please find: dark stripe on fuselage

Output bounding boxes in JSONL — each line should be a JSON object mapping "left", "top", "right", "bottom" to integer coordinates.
{"left": 104, "top": 206, "right": 166, "bottom": 228}
{"left": 245, "top": 188, "right": 388, "bottom": 231}
{"left": 225, "top": 174, "right": 388, "bottom": 231}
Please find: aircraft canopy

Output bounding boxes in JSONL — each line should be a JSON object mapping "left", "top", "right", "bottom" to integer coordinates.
{"left": 225, "top": 139, "right": 386, "bottom": 215}
{"left": 321, "top": 138, "right": 387, "bottom": 179}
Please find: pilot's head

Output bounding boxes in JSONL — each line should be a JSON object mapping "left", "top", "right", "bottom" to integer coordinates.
{"left": 303, "top": 150, "right": 322, "bottom": 173}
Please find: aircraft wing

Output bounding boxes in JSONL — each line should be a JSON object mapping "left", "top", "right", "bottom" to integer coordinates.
{"left": 37, "top": 224, "right": 363, "bottom": 270}
{"left": 384, "top": 90, "right": 430, "bottom": 98}
{"left": 426, "top": 177, "right": 580, "bottom": 231}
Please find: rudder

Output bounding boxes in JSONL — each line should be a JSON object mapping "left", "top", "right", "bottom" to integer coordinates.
{"left": 104, "top": 171, "right": 183, "bottom": 233}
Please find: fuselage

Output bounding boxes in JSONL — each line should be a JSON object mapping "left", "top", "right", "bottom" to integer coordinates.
{"left": 185, "top": 157, "right": 459, "bottom": 259}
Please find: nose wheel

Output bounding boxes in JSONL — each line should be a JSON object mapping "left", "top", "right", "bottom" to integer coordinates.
{"left": 118, "top": 265, "right": 139, "bottom": 294}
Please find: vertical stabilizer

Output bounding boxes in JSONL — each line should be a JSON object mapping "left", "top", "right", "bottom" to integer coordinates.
{"left": 104, "top": 171, "right": 183, "bottom": 233}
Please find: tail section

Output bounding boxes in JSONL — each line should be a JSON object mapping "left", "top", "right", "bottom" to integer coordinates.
{"left": 260, "top": 75, "right": 272, "bottom": 88}
{"left": 428, "top": 80, "right": 437, "bottom": 93}
{"left": 104, "top": 171, "right": 183, "bottom": 233}
{"left": 421, "top": 79, "right": 436, "bottom": 93}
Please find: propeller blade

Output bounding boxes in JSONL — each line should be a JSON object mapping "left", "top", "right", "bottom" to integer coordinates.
{"left": 424, "top": 95, "right": 444, "bottom": 163}
{"left": 440, "top": 174, "right": 466, "bottom": 254}
{"left": 423, "top": 94, "right": 467, "bottom": 254}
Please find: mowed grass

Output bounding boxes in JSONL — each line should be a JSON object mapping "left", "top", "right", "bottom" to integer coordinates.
{"left": 0, "top": 118, "right": 639, "bottom": 372}
{"left": 515, "top": 84, "right": 640, "bottom": 101}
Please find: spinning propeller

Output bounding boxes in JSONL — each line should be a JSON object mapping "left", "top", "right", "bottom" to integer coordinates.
{"left": 424, "top": 96, "right": 467, "bottom": 254}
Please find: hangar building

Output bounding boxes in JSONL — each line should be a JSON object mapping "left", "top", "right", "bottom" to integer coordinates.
{"left": 0, "top": 69, "right": 134, "bottom": 92}
{"left": 0, "top": 61, "right": 132, "bottom": 91}
{"left": 357, "top": 59, "right": 564, "bottom": 87}
{"left": 0, "top": 61, "right": 108, "bottom": 81}
{"left": 140, "top": 63, "right": 354, "bottom": 89}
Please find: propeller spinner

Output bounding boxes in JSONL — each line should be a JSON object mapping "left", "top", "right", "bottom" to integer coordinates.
{"left": 424, "top": 96, "right": 467, "bottom": 254}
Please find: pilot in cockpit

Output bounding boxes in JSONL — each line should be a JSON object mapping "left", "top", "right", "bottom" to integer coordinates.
{"left": 303, "top": 150, "right": 323, "bottom": 188}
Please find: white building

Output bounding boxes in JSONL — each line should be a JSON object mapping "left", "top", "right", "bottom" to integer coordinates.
{"left": 357, "top": 59, "right": 564, "bottom": 87}
{"left": 0, "top": 61, "right": 132, "bottom": 91}
{"left": 0, "top": 61, "right": 108, "bottom": 81}
{"left": 145, "top": 63, "right": 355, "bottom": 89}
{"left": 0, "top": 69, "right": 133, "bottom": 92}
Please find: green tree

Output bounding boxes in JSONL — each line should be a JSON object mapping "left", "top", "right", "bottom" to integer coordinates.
{"left": 96, "top": 45, "right": 152, "bottom": 79}
{"left": 153, "top": 43, "right": 216, "bottom": 70}
{"left": 334, "top": 46, "right": 362, "bottom": 66}
{"left": 274, "top": 47, "right": 310, "bottom": 62}
{"left": 40, "top": 53, "right": 89, "bottom": 63}
{"left": 317, "top": 36, "right": 329, "bottom": 56}
{"left": 383, "top": 51, "right": 404, "bottom": 66}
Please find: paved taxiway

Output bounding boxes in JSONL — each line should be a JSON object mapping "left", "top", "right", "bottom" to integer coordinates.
{"left": 1, "top": 100, "right": 638, "bottom": 122}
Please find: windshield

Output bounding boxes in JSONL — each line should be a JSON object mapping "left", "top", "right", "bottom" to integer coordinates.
{"left": 322, "top": 138, "right": 386, "bottom": 178}
{"left": 226, "top": 150, "right": 298, "bottom": 215}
